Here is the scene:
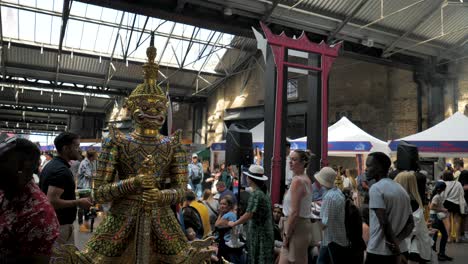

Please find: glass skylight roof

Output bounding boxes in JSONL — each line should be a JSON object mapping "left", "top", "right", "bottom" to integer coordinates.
{"left": 1, "top": 0, "right": 236, "bottom": 73}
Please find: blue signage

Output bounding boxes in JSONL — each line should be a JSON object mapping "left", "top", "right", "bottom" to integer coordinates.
{"left": 328, "top": 141, "right": 373, "bottom": 152}
{"left": 390, "top": 141, "right": 468, "bottom": 153}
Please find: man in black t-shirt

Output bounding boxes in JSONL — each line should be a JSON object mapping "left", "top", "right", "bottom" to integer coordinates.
{"left": 39, "top": 132, "right": 92, "bottom": 245}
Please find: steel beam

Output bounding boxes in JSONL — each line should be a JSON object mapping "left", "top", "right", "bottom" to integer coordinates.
{"left": 382, "top": 0, "right": 444, "bottom": 57}
{"left": 262, "top": 0, "right": 281, "bottom": 21}
{"left": 8, "top": 41, "right": 225, "bottom": 78}
{"left": 0, "top": 101, "right": 105, "bottom": 116}
{"left": 158, "top": 23, "right": 176, "bottom": 65}
{"left": 328, "top": 0, "right": 370, "bottom": 43}
{"left": 0, "top": 6, "right": 6, "bottom": 83}
{"left": 123, "top": 14, "right": 137, "bottom": 60}
{"left": 0, "top": 76, "right": 126, "bottom": 96}
{"left": 438, "top": 35, "right": 468, "bottom": 60}
{"left": 103, "top": 12, "right": 125, "bottom": 88}
{"left": 55, "top": 0, "right": 72, "bottom": 91}
{"left": 180, "top": 27, "right": 199, "bottom": 68}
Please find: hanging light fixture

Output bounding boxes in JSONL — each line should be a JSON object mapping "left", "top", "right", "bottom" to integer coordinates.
{"left": 40, "top": 89, "right": 43, "bottom": 95}
{"left": 16, "top": 122, "right": 19, "bottom": 128}
{"left": 1, "top": 86, "right": 3, "bottom": 92}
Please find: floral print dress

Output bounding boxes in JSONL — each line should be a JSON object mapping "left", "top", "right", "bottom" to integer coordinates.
{"left": 246, "top": 188, "right": 274, "bottom": 264}
{"left": 0, "top": 180, "right": 60, "bottom": 257}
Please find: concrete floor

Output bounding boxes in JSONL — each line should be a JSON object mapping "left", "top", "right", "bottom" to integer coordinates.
{"left": 74, "top": 214, "right": 468, "bottom": 262}
{"left": 441, "top": 243, "right": 468, "bottom": 264}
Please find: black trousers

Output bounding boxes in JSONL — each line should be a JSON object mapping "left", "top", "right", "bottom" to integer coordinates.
{"left": 365, "top": 253, "right": 400, "bottom": 264}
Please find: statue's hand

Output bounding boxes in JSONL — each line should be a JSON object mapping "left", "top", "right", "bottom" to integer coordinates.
{"left": 138, "top": 174, "right": 156, "bottom": 190}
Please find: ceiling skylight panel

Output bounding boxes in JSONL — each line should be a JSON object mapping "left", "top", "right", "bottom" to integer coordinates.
{"left": 35, "top": 13, "right": 52, "bottom": 44}
{"left": 204, "top": 48, "right": 228, "bottom": 72}
{"left": 52, "top": 0, "right": 64, "bottom": 13}
{"left": 134, "top": 14, "right": 146, "bottom": 29}
{"left": 80, "top": 23, "right": 99, "bottom": 51}
{"left": 172, "top": 23, "right": 186, "bottom": 37}
{"left": 64, "top": 19, "right": 84, "bottom": 49}
{"left": 35, "top": 0, "right": 54, "bottom": 11}
{"left": 219, "top": 34, "right": 235, "bottom": 46}
{"left": 160, "top": 39, "right": 183, "bottom": 67}
{"left": 18, "top": 9, "right": 35, "bottom": 42}
{"left": 100, "top": 7, "right": 119, "bottom": 23}
{"left": 196, "top": 28, "right": 215, "bottom": 41}
{"left": 18, "top": 0, "right": 35, "bottom": 8}
{"left": 85, "top": 4, "right": 102, "bottom": 20}
{"left": 70, "top": 1, "right": 86, "bottom": 17}
{"left": 50, "top": 16, "right": 61, "bottom": 45}
{"left": 2, "top": 7, "right": 19, "bottom": 39}
{"left": 2, "top": 0, "right": 18, "bottom": 5}
{"left": 157, "top": 20, "right": 175, "bottom": 34}
{"left": 182, "top": 25, "right": 196, "bottom": 38}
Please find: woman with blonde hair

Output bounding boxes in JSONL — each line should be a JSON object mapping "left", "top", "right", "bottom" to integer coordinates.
{"left": 278, "top": 150, "right": 314, "bottom": 264}
{"left": 345, "top": 168, "right": 359, "bottom": 206}
{"left": 201, "top": 189, "right": 219, "bottom": 231}
{"left": 394, "top": 171, "right": 432, "bottom": 263}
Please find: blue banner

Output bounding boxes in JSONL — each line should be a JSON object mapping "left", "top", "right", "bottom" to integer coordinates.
{"left": 211, "top": 142, "right": 265, "bottom": 151}
{"left": 390, "top": 140, "right": 468, "bottom": 153}
{"left": 328, "top": 141, "right": 373, "bottom": 152}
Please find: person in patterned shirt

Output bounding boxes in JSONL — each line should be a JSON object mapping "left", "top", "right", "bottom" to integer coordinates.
{"left": 0, "top": 137, "right": 60, "bottom": 263}
{"left": 229, "top": 165, "right": 274, "bottom": 264}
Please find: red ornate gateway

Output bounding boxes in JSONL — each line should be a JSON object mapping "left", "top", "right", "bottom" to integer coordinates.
{"left": 260, "top": 22, "right": 341, "bottom": 204}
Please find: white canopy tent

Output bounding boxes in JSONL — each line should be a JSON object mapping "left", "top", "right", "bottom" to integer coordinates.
{"left": 389, "top": 112, "right": 468, "bottom": 157}
{"left": 290, "top": 117, "right": 391, "bottom": 157}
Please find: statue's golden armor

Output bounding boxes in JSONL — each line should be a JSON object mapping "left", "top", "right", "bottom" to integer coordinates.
{"left": 71, "top": 34, "right": 213, "bottom": 264}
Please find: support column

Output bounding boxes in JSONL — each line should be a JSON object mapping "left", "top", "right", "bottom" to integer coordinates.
{"left": 306, "top": 55, "right": 321, "bottom": 175}
{"left": 414, "top": 71, "right": 424, "bottom": 132}
{"left": 260, "top": 22, "right": 341, "bottom": 204}
{"left": 264, "top": 46, "right": 276, "bottom": 191}
{"left": 270, "top": 45, "right": 286, "bottom": 204}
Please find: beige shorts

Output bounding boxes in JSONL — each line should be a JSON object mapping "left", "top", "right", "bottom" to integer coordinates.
{"left": 280, "top": 217, "right": 314, "bottom": 263}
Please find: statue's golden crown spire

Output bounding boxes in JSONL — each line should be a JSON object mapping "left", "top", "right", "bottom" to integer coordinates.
{"left": 128, "top": 31, "right": 167, "bottom": 100}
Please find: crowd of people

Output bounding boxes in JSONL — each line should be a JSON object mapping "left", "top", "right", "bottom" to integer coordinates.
{"left": 1, "top": 133, "right": 468, "bottom": 264}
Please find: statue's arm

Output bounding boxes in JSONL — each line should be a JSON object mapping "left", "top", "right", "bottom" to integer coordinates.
{"left": 156, "top": 131, "right": 188, "bottom": 205}
{"left": 93, "top": 130, "right": 142, "bottom": 203}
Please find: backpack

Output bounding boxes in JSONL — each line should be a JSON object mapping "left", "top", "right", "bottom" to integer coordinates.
{"left": 190, "top": 163, "right": 203, "bottom": 184}
{"left": 344, "top": 194, "right": 366, "bottom": 251}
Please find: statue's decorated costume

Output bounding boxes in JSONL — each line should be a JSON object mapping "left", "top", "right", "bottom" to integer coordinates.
{"left": 55, "top": 35, "right": 213, "bottom": 264}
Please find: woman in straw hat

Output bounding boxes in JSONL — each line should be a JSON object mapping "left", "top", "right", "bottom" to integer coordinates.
{"left": 229, "top": 165, "right": 274, "bottom": 264}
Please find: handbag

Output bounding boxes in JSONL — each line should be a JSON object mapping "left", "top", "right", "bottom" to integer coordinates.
{"left": 437, "top": 212, "right": 447, "bottom": 220}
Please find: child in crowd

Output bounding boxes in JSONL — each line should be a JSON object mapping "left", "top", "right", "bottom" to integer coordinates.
{"left": 430, "top": 181, "right": 453, "bottom": 261}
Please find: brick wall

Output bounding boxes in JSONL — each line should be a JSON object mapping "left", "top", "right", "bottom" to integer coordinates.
{"left": 205, "top": 55, "right": 438, "bottom": 144}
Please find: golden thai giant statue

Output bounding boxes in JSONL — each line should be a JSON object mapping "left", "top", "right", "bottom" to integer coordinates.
{"left": 62, "top": 34, "right": 212, "bottom": 264}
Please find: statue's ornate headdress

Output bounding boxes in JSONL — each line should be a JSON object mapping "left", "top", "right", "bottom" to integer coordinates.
{"left": 126, "top": 32, "right": 168, "bottom": 112}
